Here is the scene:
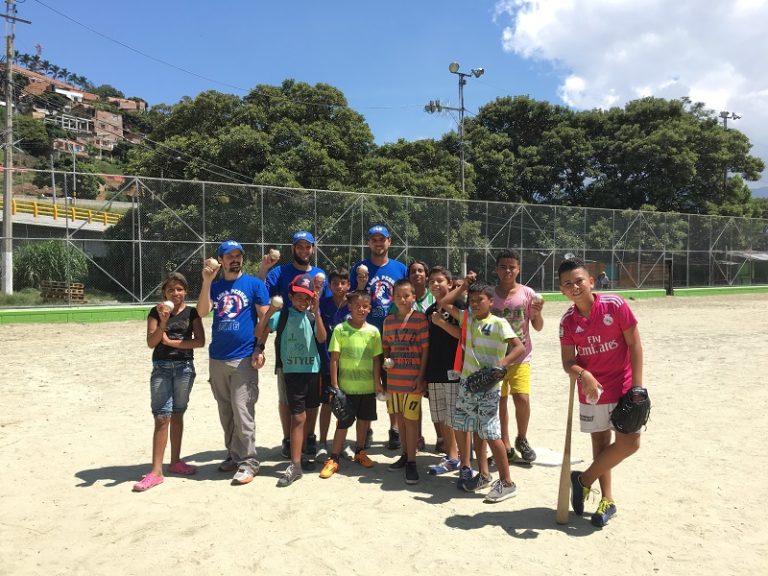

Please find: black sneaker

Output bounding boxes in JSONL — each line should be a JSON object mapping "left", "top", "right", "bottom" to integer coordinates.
{"left": 515, "top": 437, "right": 537, "bottom": 462}
{"left": 300, "top": 455, "right": 316, "bottom": 471}
{"left": 304, "top": 434, "right": 317, "bottom": 457}
{"left": 387, "top": 428, "right": 401, "bottom": 450}
{"left": 388, "top": 453, "right": 407, "bottom": 471}
{"left": 364, "top": 428, "right": 373, "bottom": 449}
{"left": 405, "top": 461, "right": 419, "bottom": 485}
{"left": 281, "top": 438, "right": 290, "bottom": 459}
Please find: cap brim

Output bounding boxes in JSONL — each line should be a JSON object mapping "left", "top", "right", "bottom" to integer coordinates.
{"left": 291, "top": 287, "right": 315, "bottom": 297}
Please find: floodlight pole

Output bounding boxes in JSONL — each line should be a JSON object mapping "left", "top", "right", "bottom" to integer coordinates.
{"left": 448, "top": 63, "right": 484, "bottom": 196}
{"left": 719, "top": 110, "right": 740, "bottom": 192}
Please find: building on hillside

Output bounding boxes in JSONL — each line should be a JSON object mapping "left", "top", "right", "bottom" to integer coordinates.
{"left": 107, "top": 96, "right": 146, "bottom": 112}
{"left": 52, "top": 138, "right": 88, "bottom": 158}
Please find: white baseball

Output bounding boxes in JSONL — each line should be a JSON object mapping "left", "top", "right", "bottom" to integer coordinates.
{"left": 270, "top": 295, "right": 284, "bottom": 309}
{"left": 376, "top": 392, "right": 387, "bottom": 402}
{"left": 205, "top": 257, "right": 221, "bottom": 270}
{"left": 383, "top": 358, "right": 394, "bottom": 369}
{"left": 357, "top": 264, "right": 368, "bottom": 276}
{"left": 162, "top": 300, "right": 174, "bottom": 312}
{"left": 269, "top": 248, "right": 280, "bottom": 262}
{"left": 532, "top": 293, "right": 544, "bottom": 305}
{"left": 586, "top": 386, "right": 603, "bottom": 405}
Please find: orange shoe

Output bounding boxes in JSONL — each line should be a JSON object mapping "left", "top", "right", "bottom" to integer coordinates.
{"left": 353, "top": 450, "right": 375, "bottom": 468}
{"left": 319, "top": 458, "right": 339, "bottom": 479}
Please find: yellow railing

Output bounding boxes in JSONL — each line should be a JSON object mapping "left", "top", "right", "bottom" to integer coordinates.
{"left": 0, "top": 198, "right": 123, "bottom": 225}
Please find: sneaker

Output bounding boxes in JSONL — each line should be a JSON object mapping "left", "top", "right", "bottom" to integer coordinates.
{"left": 364, "top": 428, "right": 373, "bottom": 449}
{"left": 591, "top": 498, "right": 617, "bottom": 527}
{"left": 277, "top": 463, "right": 303, "bottom": 487}
{"left": 316, "top": 442, "right": 329, "bottom": 462}
{"left": 343, "top": 444, "right": 356, "bottom": 461}
{"left": 427, "top": 457, "right": 460, "bottom": 475}
{"left": 484, "top": 479, "right": 518, "bottom": 502}
{"left": 319, "top": 457, "right": 339, "bottom": 479}
{"left": 133, "top": 473, "right": 163, "bottom": 492}
{"left": 570, "top": 471, "right": 590, "bottom": 515}
{"left": 218, "top": 457, "right": 238, "bottom": 473}
{"left": 515, "top": 437, "right": 537, "bottom": 462}
{"left": 300, "top": 456, "right": 316, "bottom": 471}
{"left": 232, "top": 464, "right": 257, "bottom": 485}
{"left": 388, "top": 453, "right": 407, "bottom": 471}
{"left": 463, "top": 472, "right": 493, "bottom": 493}
{"left": 168, "top": 460, "right": 197, "bottom": 475}
{"left": 387, "top": 428, "right": 401, "bottom": 450}
{"left": 457, "top": 466, "right": 474, "bottom": 490}
{"left": 405, "top": 461, "right": 419, "bottom": 485}
{"left": 417, "top": 436, "right": 426, "bottom": 451}
{"left": 354, "top": 450, "right": 375, "bottom": 468}
{"left": 304, "top": 434, "right": 317, "bottom": 457}
{"left": 281, "top": 438, "right": 290, "bottom": 459}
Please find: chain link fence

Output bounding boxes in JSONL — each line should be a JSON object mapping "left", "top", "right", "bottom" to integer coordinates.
{"left": 3, "top": 170, "right": 768, "bottom": 305}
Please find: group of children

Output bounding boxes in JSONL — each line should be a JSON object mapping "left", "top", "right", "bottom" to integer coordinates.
{"left": 134, "top": 250, "right": 644, "bottom": 528}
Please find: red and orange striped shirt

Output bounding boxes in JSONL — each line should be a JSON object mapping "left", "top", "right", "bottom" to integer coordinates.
{"left": 382, "top": 311, "right": 429, "bottom": 393}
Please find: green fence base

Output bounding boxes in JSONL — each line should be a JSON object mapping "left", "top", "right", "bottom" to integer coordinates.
{"left": 0, "top": 305, "right": 154, "bottom": 324}
{"left": 1, "top": 285, "right": 767, "bottom": 324}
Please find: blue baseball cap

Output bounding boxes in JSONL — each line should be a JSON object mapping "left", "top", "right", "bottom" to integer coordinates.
{"left": 216, "top": 240, "right": 245, "bottom": 257}
{"left": 292, "top": 231, "right": 316, "bottom": 245}
{"left": 367, "top": 225, "right": 390, "bottom": 238}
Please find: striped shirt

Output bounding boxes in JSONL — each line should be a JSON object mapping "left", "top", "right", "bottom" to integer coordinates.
{"left": 382, "top": 311, "right": 429, "bottom": 393}
{"left": 460, "top": 313, "right": 516, "bottom": 379}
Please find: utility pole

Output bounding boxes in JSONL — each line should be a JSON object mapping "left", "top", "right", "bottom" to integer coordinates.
{"left": 719, "top": 110, "right": 741, "bottom": 193}
{"left": 1, "top": 0, "right": 31, "bottom": 295}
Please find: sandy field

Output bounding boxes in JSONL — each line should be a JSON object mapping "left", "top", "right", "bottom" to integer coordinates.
{"left": 1, "top": 293, "right": 767, "bottom": 576}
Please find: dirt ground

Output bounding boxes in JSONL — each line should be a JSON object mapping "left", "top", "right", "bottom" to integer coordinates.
{"left": 1, "top": 293, "right": 766, "bottom": 576}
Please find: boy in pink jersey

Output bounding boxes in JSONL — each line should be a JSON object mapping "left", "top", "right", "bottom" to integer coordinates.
{"left": 492, "top": 249, "right": 544, "bottom": 463}
{"left": 558, "top": 258, "right": 645, "bottom": 527}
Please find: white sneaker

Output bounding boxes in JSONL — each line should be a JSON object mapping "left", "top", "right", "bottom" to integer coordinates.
{"left": 315, "top": 443, "right": 329, "bottom": 462}
{"left": 484, "top": 479, "right": 517, "bottom": 502}
{"left": 343, "top": 445, "right": 356, "bottom": 461}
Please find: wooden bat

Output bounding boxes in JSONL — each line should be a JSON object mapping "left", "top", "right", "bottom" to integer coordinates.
{"left": 556, "top": 375, "right": 577, "bottom": 525}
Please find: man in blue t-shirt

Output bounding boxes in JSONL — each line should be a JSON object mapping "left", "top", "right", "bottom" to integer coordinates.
{"left": 350, "top": 225, "right": 408, "bottom": 449}
{"left": 197, "top": 240, "right": 269, "bottom": 486}
{"left": 257, "top": 230, "right": 330, "bottom": 459}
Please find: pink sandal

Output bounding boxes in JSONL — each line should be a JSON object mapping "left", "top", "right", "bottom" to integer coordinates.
{"left": 133, "top": 473, "right": 164, "bottom": 492}
{"left": 168, "top": 460, "right": 197, "bottom": 475}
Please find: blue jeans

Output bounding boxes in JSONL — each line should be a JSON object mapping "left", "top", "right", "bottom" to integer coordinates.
{"left": 150, "top": 360, "right": 196, "bottom": 417}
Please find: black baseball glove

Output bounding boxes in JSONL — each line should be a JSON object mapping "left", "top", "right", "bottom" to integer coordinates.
{"left": 610, "top": 387, "right": 651, "bottom": 434}
{"left": 329, "top": 387, "right": 356, "bottom": 428}
{"left": 463, "top": 366, "right": 507, "bottom": 394}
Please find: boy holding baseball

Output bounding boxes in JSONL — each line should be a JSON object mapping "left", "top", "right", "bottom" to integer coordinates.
{"left": 257, "top": 274, "right": 327, "bottom": 487}
{"left": 319, "top": 290, "right": 383, "bottom": 479}
{"left": 492, "top": 249, "right": 544, "bottom": 463}
{"left": 443, "top": 277, "right": 525, "bottom": 502}
{"left": 558, "top": 257, "right": 644, "bottom": 527}
{"left": 382, "top": 278, "right": 429, "bottom": 485}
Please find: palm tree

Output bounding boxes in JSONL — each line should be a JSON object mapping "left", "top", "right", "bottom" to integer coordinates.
{"left": 28, "top": 54, "right": 41, "bottom": 72}
{"left": 40, "top": 59, "right": 52, "bottom": 77}
{"left": 49, "top": 64, "right": 61, "bottom": 80}
{"left": 60, "top": 68, "right": 70, "bottom": 85}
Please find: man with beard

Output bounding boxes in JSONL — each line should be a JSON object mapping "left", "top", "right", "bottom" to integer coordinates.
{"left": 350, "top": 225, "right": 408, "bottom": 450}
{"left": 197, "top": 240, "right": 269, "bottom": 485}
{"left": 258, "top": 231, "right": 329, "bottom": 462}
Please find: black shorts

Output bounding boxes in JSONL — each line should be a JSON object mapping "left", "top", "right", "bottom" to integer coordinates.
{"left": 283, "top": 372, "right": 321, "bottom": 414}
{"left": 320, "top": 372, "right": 333, "bottom": 405}
{"left": 337, "top": 393, "right": 377, "bottom": 429}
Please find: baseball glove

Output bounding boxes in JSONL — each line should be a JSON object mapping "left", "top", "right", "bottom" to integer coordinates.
{"left": 329, "top": 387, "right": 356, "bottom": 428}
{"left": 610, "top": 387, "right": 651, "bottom": 434}
{"left": 463, "top": 366, "right": 507, "bottom": 394}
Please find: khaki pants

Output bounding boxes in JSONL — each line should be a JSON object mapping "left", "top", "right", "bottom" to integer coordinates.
{"left": 209, "top": 357, "right": 260, "bottom": 471}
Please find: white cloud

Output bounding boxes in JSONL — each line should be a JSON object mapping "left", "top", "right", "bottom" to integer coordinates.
{"left": 494, "top": 0, "right": 768, "bottom": 183}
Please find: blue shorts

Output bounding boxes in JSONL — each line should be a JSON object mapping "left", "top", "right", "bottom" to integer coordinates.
{"left": 150, "top": 360, "right": 196, "bottom": 417}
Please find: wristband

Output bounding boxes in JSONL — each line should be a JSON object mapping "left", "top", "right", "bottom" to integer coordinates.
{"left": 576, "top": 369, "right": 585, "bottom": 382}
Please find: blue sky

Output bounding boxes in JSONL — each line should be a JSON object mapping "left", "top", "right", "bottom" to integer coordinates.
{"left": 12, "top": 1, "right": 768, "bottom": 192}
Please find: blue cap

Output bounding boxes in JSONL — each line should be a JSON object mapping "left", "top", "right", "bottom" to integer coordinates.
{"left": 216, "top": 240, "right": 245, "bottom": 257}
{"left": 292, "top": 231, "right": 316, "bottom": 245}
{"left": 367, "top": 225, "right": 390, "bottom": 238}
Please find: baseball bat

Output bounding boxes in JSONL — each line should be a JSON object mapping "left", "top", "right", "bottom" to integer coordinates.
{"left": 556, "top": 375, "right": 577, "bottom": 525}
